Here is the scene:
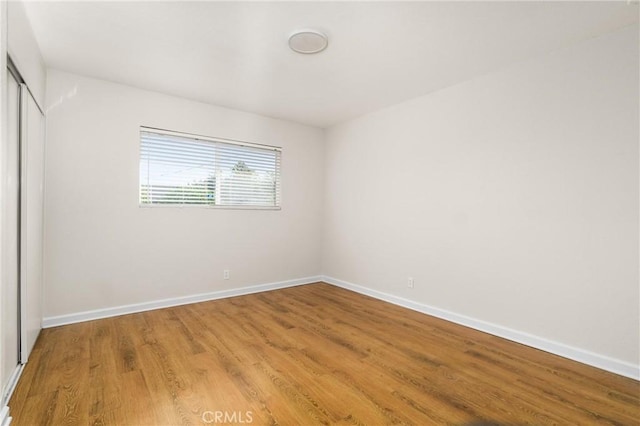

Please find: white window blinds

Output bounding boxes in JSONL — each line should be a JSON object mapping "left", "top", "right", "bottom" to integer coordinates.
{"left": 140, "top": 128, "right": 281, "bottom": 208}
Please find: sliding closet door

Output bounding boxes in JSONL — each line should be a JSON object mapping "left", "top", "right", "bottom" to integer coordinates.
{"left": 1, "top": 71, "right": 44, "bottom": 378}
{"left": 20, "top": 83, "right": 44, "bottom": 360}
{"left": 20, "top": 85, "right": 44, "bottom": 359}
{"left": 1, "top": 69, "right": 21, "bottom": 395}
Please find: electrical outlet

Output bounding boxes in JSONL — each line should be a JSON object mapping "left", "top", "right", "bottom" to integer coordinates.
{"left": 223, "top": 269, "right": 230, "bottom": 280}
{"left": 408, "top": 277, "right": 414, "bottom": 288}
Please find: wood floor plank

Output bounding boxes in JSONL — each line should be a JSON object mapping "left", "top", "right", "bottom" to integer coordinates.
{"left": 13, "top": 390, "right": 60, "bottom": 426}
{"left": 88, "top": 318, "right": 122, "bottom": 418}
{"left": 9, "top": 283, "right": 640, "bottom": 425}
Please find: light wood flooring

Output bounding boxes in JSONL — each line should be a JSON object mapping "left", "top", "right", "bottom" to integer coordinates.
{"left": 9, "top": 283, "right": 640, "bottom": 425}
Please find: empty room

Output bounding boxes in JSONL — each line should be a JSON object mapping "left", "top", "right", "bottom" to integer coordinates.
{"left": 0, "top": 1, "right": 638, "bottom": 425}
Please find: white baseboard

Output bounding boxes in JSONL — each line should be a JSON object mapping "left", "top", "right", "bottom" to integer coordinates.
{"left": 0, "top": 363, "right": 25, "bottom": 426}
{"left": 322, "top": 276, "right": 639, "bottom": 381}
{"left": 40, "top": 274, "right": 639, "bottom": 380}
{"left": 0, "top": 405, "right": 11, "bottom": 426}
{"left": 42, "top": 276, "right": 323, "bottom": 328}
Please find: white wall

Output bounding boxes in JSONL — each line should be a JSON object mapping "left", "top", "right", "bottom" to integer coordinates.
{"left": 40, "top": 21, "right": 639, "bottom": 378}
{"left": 44, "top": 69, "right": 324, "bottom": 318}
{"left": 7, "top": 0, "right": 45, "bottom": 108}
{"left": 323, "top": 25, "right": 639, "bottom": 371}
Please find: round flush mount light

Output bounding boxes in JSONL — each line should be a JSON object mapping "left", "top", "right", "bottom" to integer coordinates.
{"left": 288, "top": 30, "right": 328, "bottom": 54}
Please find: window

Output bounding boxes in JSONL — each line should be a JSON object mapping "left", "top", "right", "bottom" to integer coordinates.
{"left": 139, "top": 127, "right": 281, "bottom": 209}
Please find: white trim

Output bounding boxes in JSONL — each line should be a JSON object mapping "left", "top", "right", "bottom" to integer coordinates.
{"left": 42, "top": 276, "right": 322, "bottom": 328}
{"left": 40, "top": 275, "right": 639, "bottom": 380}
{"left": 322, "top": 276, "right": 640, "bottom": 381}
{"left": 5, "top": 364, "right": 23, "bottom": 404}
{"left": 1, "top": 363, "right": 24, "bottom": 425}
{"left": 0, "top": 405, "right": 11, "bottom": 426}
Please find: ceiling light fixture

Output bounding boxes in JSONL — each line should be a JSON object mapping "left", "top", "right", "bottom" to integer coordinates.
{"left": 288, "top": 30, "right": 328, "bottom": 54}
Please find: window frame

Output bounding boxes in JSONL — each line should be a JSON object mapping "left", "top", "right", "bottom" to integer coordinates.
{"left": 138, "top": 126, "right": 282, "bottom": 210}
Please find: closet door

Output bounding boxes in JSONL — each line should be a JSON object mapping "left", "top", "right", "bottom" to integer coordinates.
{"left": 1, "top": 68, "right": 21, "bottom": 396}
{"left": 20, "top": 83, "right": 44, "bottom": 360}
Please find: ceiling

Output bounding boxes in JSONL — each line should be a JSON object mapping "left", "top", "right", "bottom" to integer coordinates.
{"left": 24, "top": 1, "right": 639, "bottom": 128}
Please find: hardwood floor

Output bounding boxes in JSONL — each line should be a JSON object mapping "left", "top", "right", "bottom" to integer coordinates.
{"left": 9, "top": 283, "right": 640, "bottom": 425}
